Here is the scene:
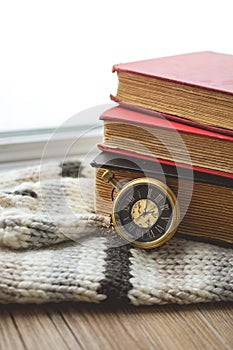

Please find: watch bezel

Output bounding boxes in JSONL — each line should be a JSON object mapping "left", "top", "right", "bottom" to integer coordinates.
{"left": 112, "top": 177, "right": 180, "bottom": 249}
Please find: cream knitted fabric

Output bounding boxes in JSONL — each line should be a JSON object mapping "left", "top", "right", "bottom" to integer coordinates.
{"left": 0, "top": 161, "right": 232, "bottom": 305}
{"left": 0, "top": 162, "right": 110, "bottom": 249}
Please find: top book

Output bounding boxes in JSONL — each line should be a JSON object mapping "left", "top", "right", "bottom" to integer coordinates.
{"left": 111, "top": 51, "right": 233, "bottom": 134}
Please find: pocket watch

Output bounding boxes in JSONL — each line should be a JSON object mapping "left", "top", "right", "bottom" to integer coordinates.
{"left": 102, "top": 170, "right": 180, "bottom": 249}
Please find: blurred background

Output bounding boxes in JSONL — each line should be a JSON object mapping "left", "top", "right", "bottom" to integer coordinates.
{"left": 1, "top": 0, "right": 233, "bottom": 132}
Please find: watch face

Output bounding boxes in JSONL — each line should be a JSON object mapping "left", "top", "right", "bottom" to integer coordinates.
{"left": 112, "top": 178, "right": 179, "bottom": 249}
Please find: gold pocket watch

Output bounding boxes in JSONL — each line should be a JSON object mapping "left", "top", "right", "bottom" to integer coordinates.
{"left": 102, "top": 170, "right": 180, "bottom": 249}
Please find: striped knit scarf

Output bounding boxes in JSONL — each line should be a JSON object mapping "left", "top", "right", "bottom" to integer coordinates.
{"left": 0, "top": 161, "right": 232, "bottom": 305}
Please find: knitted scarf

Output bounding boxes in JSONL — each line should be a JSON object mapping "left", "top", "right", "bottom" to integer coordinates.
{"left": 0, "top": 161, "right": 232, "bottom": 305}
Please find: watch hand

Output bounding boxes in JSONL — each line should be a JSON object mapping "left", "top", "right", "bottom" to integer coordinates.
{"left": 138, "top": 202, "right": 142, "bottom": 214}
{"left": 135, "top": 212, "right": 146, "bottom": 221}
{"left": 143, "top": 209, "right": 158, "bottom": 216}
{"left": 134, "top": 209, "right": 150, "bottom": 222}
{"left": 135, "top": 208, "right": 157, "bottom": 221}
{"left": 135, "top": 211, "right": 155, "bottom": 224}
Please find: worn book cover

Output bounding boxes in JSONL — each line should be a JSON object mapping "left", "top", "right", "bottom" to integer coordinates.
{"left": 99, "top": 106, "right": 233, "bottom": 178}
{"left": 111, "top": 51, "right": 233, "bottom": 133}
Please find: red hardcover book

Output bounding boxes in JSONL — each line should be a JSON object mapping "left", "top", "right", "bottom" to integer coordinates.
{"left": 111, "top": 51, "right": 233, "bottom": 134}
{"left": 99, "top": 106, "right": 233, "bottom": 179}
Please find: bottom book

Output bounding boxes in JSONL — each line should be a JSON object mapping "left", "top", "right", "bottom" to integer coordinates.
{"left": 92, "top": 152, "right": 233, "bottom": 246}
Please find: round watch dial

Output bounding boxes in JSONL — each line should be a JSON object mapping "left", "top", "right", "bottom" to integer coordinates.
{"left": 112, "top": 178, "right": 179, "bottom": 249}
{"left": 131, "top": 199, "right": 159, "bottom": 228}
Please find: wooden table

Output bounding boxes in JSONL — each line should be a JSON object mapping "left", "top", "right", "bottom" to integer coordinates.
{"left": 0, "top": 302, "right": 232, "bottom": 349}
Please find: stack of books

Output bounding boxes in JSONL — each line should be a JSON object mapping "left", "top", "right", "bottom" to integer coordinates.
{"left": 92, "top": 51, "right": 233, "bottom": 246}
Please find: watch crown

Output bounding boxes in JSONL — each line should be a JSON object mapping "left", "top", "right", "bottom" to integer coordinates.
{"left": 102, "top": 170, "right": 114, "bottom": 184}
{"left": 101, "top": 170, "right": 122, "bottom": 190}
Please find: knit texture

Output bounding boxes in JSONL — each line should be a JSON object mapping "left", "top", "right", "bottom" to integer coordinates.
{"left": 0, "top": 161, "right": 232, "bottom": 305}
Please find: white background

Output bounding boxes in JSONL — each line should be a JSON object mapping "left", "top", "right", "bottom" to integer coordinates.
{"left": 0, "top": 0, "right": 233, "bottom": 132}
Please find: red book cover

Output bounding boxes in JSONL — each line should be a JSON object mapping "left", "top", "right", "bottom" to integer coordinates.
{"left": 99, "top": 106, "right": 233, "bottom": 180}
{"left": 114, "top": 102, "right": 233, "bottom": 137}
{"left": 112, "top": 51, "right": 233, "bottom": 94}
{"left": 110, "top": 51, "right": 233, "bottom": 135}
{"left": 100, "top": 106, "right": 233, "bottom": 142}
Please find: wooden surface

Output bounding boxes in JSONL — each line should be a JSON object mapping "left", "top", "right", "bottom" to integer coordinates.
{"left": 0, "top": 302, "right": 232, "bottom": 350}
